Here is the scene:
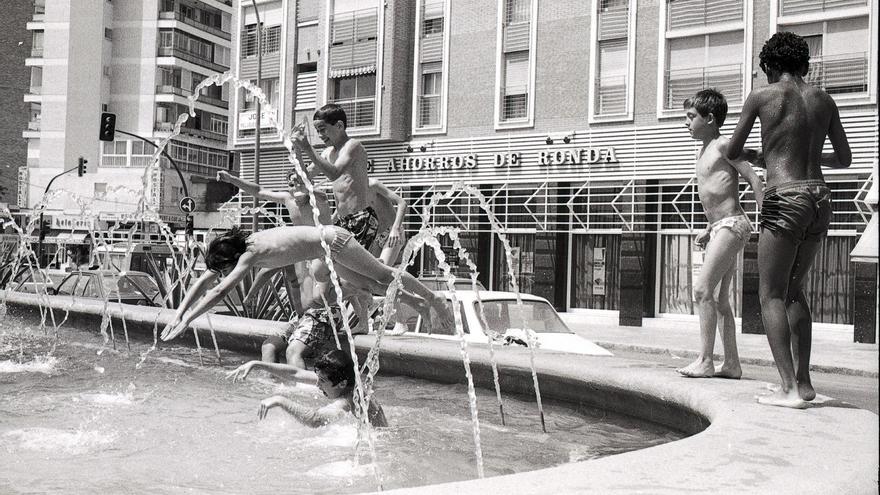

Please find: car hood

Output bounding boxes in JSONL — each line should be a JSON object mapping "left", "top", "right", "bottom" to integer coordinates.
{"left": 528, "top": 333, "right": 613, "bottom": 356}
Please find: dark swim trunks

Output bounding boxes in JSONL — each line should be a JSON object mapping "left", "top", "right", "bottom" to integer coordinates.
{"left": 760, "top": 179, "right": 832, "bottom": 243}
{"left": 334, "top": 206, "right": 379, "bottom": 249}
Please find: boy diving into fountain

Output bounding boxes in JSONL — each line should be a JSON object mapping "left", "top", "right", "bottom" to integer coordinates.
{"left": 677, "top": 89, "right": 764, "bottom": 380}
{"left": 228, "top": 349, "right": 388, "bottom": 428}
{"left": 160, "top": 225, "right": 454, "bottom": 342}
{"left": 725, "top": 32, "right": 851, "bottom": 409}
{"left": 293, "top": 104, "right": 379, "bottom": 250}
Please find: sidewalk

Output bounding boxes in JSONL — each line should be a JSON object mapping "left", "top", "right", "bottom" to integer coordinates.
{"left": 561, "top": 313, "right": 879, "bottom": 378}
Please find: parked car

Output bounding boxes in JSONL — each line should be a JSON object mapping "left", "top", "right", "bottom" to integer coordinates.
{"left": 49, "top": 270, "right": 165, "bottom": 307}
{"left": 8, "top": 268, "right": 67, "bottom": 294}
{"left": 379, "top": 289, "right": 613, "bottom": 356}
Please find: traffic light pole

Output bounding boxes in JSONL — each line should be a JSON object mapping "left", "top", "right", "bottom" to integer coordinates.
{"left": 36, "top": 165, "right": 79, "bottom": 267}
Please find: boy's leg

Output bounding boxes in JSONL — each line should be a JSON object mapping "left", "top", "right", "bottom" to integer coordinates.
{"left": 261, "top": 335, "right": 287, "bottom": 363}
{"left": 784, "top": 238, "right": 822, "bottom": 401}
{"left": 678, "top": 228, "right": 742, "bottom": 377}
{"left": 756, "top": 230, "right": 806, "bottom": 409}
{"left": 285, "top": 341, "right": 309, "bottom": 369}
{"left": 714, "top": 263, "right": 742, "bottom": 379}
{"left": 332, "top": 240, "right": 454, "bottom": 327}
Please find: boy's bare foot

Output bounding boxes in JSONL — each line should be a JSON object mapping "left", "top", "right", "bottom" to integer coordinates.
{"left": 756, "top": 387, "right": 808, "bottom": 409}
{"left": 713, "top": 363, "right": 742, "bottom": 380}
{"left": 797, "top": 380, "right": 816, "bottom": 401}
{"left": 676, "top": 358, "right": 714, "bottom": 378}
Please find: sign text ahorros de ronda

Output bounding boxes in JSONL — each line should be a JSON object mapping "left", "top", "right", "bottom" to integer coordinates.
{"left": 369, "top": 146, "right": 619, "bottom": 173}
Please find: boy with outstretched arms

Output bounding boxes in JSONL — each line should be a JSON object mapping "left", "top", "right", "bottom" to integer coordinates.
{"left": 725, "top": 32, "right": 851, "bottom": 409}
{"left": 677, "top": 89, "right": 764, "bottom": 380}
{"left": 228, "top": 349, "right": 387, "bottom": 428}
{"left": 293, "top": 104, "right": 379, "bottom": 250}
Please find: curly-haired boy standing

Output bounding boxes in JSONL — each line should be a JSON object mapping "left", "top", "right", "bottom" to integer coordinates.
{"left": 726, "top": 32, "right": 852, "bottom": 409}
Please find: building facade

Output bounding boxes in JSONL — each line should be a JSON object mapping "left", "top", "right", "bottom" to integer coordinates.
{"left": 230, "top": 0, "right": 878, "bottom": 338}
{"left": 21, "top": 0, "right": 234, "bottom": 244}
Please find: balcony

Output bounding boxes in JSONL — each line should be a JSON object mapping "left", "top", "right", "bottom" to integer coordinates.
{"left": 332, "top": 97, "right": 375, "bottom": 129}
{"left": 156, "top": 121, "right": 226, "bottom": 141}
{"left": 417, "top": 95, "right": 441, "bottom": 128}
{"left": 157, "top": 46, "right": 227, "bottom": 72}
{"left": 806, "top": 53, "right": 869, "bottom": 96}
{"left": 30, "top": 47, "right": 43, "bottom": 57}
{"left": 665, "top": 64, "right": 742, "bottom": 110}
{"left": 158, "top": 10, "right": 231, "bottom": 41}
{"left": 156, "top": 84, "right": 229, "bottom": 108}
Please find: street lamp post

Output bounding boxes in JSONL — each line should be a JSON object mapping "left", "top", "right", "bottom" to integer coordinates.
{"left": 250, "top": 0, "right": 262, "bottom": 233}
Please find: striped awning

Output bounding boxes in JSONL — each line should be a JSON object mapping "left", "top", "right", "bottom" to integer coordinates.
{"left": 329, "top": 64, "right": 376, "bottom": 78}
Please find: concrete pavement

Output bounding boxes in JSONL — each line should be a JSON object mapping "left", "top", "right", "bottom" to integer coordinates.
{"left": 561, "top": 312, "right": 879, "bottom": 377}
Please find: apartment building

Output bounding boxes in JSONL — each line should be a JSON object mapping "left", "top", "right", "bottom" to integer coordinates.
{"left": 230, "top": 0, "right": 878, "bottom": 339}
{"left": 21, "top": 0, "right": 234, "bottom": 246}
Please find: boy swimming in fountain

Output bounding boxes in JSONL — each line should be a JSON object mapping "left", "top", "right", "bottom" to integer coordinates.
{"left": 160, "top": 225, "right": 454, "bottom": 342}
{"left": 228, "top": 349, "right": 388, "bottom": 428}
{"left": 677, "top": 89, "right": 764, "bottom": 380}
{"left": 725, "top": 32, "right": 851, "bottom": 409}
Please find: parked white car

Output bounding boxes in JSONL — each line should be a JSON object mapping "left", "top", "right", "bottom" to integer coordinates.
{"left": 380, "top": 289, "right": 613, "bottom": 357}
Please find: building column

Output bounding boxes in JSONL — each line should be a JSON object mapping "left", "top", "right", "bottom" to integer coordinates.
{"left": 618, "top": 232, "right": 651, "bottom": 327}
{"left": 741, "top": 233, "right": 763, "bottom": 334}
{"left": 853, "top": 262, "right": 878, "bottom": 344}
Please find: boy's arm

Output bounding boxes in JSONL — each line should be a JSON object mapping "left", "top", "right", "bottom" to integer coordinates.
{"left": 161, "top": 253, "right": 256, "bottom": 341}
{"left": 821, "top": 101, "right": 852, "bottom": 169}
{"left": 162, "top": 270, "right": 218, "bottom": 335}
{"left": 217, "top": 171, "right": 292, "bottom": 203}
{"left": 227, "top": 360, "right": 318, "bottom": 384}
{"left": 258, "top": 395, "right": 347, "bottom": 428}
{"left": 293, "top": 129, "right": 360, "bottom": 180}
{"left": 725, "top": 92, "right": 761, "bottom": 161}
{"left": 374, "top": 182, "right": 408, "bottom": 243}
{"left": 726, "top": 154, "right": 765, "bottom": 210}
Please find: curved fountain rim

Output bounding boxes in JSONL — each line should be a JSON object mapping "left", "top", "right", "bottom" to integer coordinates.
{"left": 3, "top": 291, "right": 878, "bottom": 495}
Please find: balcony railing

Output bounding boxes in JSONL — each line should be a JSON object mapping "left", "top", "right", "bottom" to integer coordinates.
{"left": 27, "top": 120, "right": 41, "bottom": 131}
{"left": 156, "top": 84, "right": 229, "bottom": 108}
{"left": 30, "top": 47, "right": 43, "bottom": 57}
{"left": 806, "top": 53, "right": 869, "bottom": 95}
{"left": 417, "top": 95, "right": 441, "bottom": 128}
{"left": 501, "top": 86, "right": 528, "bottom": 121}
{"left": 331, "top": 97, "right": 375, "bottom": 129}
{"left": 665, "top": 64, "right": 742, "bottom": 109}
{"left": 158, "top": 10, "right": 231, "bottom": 40}
{"left": 157, "top": 46, "right": 227, "bottom": 72}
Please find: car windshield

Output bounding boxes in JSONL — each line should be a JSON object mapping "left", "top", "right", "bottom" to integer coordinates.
{"left": 125, "top": 274, "right": 161, "bottom": 298}
{"left": 102, "top": 275, "right": 153, "bottom": 298}
{"left": 475, "top": 300, "right": 571, "bottom": 334}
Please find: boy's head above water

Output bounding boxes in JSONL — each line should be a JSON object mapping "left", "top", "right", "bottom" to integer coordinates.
{"left": 759, "top": 31, "right": 810, "bottom": 79}
{"left": 683, "top": 88, "right": 728, "bottom": 139}
{"left": 205, "top": 228, "right": 249, "bottom": 274}
{"left": 314, "top": 349, "right": 357, "bottom": 399}
{"left": 312, "top": 104, "right": 348, "bottom": 146}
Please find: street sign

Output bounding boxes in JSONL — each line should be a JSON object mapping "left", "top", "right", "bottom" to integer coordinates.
{"left": 179, "top": 196, "right": 195, "bottom": 213}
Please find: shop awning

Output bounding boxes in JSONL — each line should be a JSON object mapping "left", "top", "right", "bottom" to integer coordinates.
{"left": 850, "top": 215, "right": 878, "bottom": 263}
{"left": 329, "top": 64, "right": 376, "bottom": 78}
{"left": 44, "top": 231, "right": 90, "bottom": 244}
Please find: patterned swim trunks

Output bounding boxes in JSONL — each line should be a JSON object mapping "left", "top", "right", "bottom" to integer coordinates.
{"left": 334, "top": 206, "right": 379, "bottom": 250}
{"left": 709, "top": 214, "right": 752, "bottom": 251}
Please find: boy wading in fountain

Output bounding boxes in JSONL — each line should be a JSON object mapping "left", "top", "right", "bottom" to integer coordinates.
{"left": 293, "top": 104, "right": 379, "bottom": 251}
{"left": 677, "top": 89, "right": 764, "bottom": 379}
{"left": 160, "top": 226, "right": 454, "bottom": 342}
{"left": 725, "top": 32, "right": 851, "bottom": 409}
{"left": 228, "top": 349, "right": 388, "bottom": 428}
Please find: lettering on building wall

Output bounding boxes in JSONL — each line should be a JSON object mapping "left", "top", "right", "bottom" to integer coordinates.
{"left": 538, "top": 147, "right": 618, "bottom": 166}
{"left": 385, "top": 154, "right": 479, "bottom": 172}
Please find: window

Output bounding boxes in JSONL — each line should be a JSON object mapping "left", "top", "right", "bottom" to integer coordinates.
{"left": 240, "top": 77, "right": 279, "bottom": 111}
{"left": 329, "top": 73, "right": 376, "bottom": 128}
{"left": 241, "top": 24, "right": 281, "bottom": 57}
{"left": 29, "top": 67, "right": 42, "bottom": 93}
{"left": 593, "top": 0, "right": 632, "bottom": 118}
{"left": 31, "top": 31, "right": 43, "bottom": 57}
{"left": 501, "top": 52, "right": 529, "bottom": 120}
{"left": 423, "top": 16, "right": 443, "bottom": 35}
{"left": 779, "top": 9, "right": 871, "bottom": 98}
{"left": 662, "top": 0, "right": 746, "bottom": 111}
{"left": 413, "top": 0, "right": 448, "bottom": 132}
{"left": 505, "top": 0, "right": 530, "bottom": 24}
{"left": 418, "top": 67, "right": 442, "bottom": 127}
{"left": 295, "top": 64, "right": 318, "bottom": 110}
{"left": 104, "top": 28, "right": 113, "bottom": 40}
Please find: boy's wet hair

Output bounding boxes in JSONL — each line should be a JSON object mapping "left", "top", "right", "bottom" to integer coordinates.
{"left": 313, "top": 104, "right": 347, "bottom": 128}
{"left": 287, "top": 170, "right": 304, "bottom": 188}
{"left": 314, "top": 349, "right": 356, "bottom": 388}
{"left": 204, "top": 227, "right": 249, "bottom": 273}
{"left": 759, "top": 32, "right": 810, "bottom": 76}
{"left": 683, "top": 88, "right": 728, "bottom": 127}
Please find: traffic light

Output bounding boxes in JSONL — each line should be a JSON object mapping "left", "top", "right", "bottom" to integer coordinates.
{"left": 77, "top": 157, "right": 88, "bottom": 177}
{"left": 99, "top": 112, "right": 116, "bottom": 142}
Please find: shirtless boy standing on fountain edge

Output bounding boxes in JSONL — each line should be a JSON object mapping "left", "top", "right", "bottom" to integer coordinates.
{"left": 677, "top": 89, "right": 764, "bottom": 380}
{"left": 725, "top": 32, "right": 851, "bottom": 409}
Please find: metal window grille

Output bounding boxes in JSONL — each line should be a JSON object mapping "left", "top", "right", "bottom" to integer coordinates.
{"left": 806, "top": 53, "right": 869, "bottom": 95}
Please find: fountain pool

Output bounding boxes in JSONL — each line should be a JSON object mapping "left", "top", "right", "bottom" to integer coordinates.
{"left": 0, "top": 316, "right": 683, "bottom": 495}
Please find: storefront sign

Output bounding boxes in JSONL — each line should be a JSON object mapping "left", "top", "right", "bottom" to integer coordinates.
{"left": 377, "top": 147, "right": 618, "bottom": 174}
{"left": 238, "top": 109, "right": 278, "bottom": 130}
{"left": 51, "top": 216, "right": 94, "bottom": 230}
{"left": 539, "top": 147, "right": 618, "bottom": 166}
